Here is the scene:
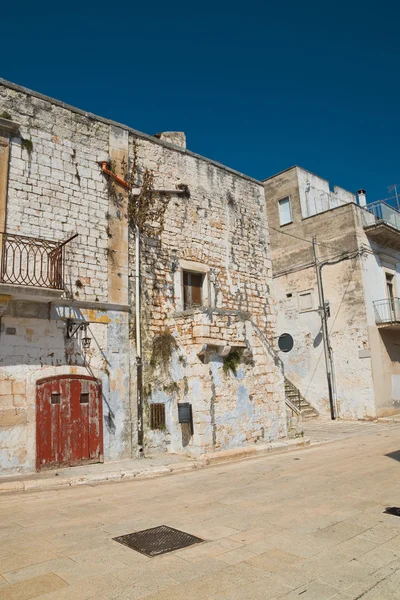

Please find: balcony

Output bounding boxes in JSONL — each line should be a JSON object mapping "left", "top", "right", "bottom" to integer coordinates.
{"left": 0, "top": 232, "right": 77, "bottom": 301}
{"left": 363, "top": 201, "right": 400, "bottom": 250}
{"left": 173, "top": 307, "right": 249, "bottom": 352}
{"left": 373, "top": 298, "right": 400, "bottom": 328}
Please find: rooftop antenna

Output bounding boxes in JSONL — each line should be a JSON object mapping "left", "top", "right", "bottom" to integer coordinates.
{"left": 388, "top": 184, "right": 400, "bottom": 211}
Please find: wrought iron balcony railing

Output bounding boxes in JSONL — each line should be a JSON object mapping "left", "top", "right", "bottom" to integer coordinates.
{"left": 373, "top": 298, "right": 400, "bottom": 325}
{"left": 0, "top": 232, "right": 77, "bottom": 290}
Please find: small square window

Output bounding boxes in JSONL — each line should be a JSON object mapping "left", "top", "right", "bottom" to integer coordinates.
{"left": 183, "top": 271, "right": 204, "bottom": 310}
{"left": 278, "top": 197, "right": 292, "bottom": 226}
{"left": 80, "top": 393, "right": 89, "bottom": 404}
{"left": 150, "top": 403, "right": 166, "bottom": 430}
{"left": 51, "top": 393, "right": 61, "bottom": 404}
{"left": 298, "top": 291, "right": 313, "bottom": 312}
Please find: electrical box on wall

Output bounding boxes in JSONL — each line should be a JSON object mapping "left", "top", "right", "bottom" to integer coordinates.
{"left": 178, "top": 403, "right": 193, "bottom": 434}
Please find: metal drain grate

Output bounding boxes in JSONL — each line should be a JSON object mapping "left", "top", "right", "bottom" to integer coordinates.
{"left": 383, "top": 507, "right": 400, "bottom": 517}
{"left": 113, "top": 525, "right": 204, "bottom": 557}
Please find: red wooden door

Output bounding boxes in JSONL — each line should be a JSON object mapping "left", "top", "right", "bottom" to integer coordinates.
{"left": 36, "top": 376, "right": 103, "bottom": 471}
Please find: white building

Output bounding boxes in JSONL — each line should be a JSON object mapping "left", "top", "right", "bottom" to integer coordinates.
{"left": 264, "top": 166, "right": 400, "bottom": 420}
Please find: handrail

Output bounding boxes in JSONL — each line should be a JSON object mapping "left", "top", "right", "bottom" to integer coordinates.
{"left": 373, "top": 297, "right": 400, "bottom": 324}
{"left": 285, "top": 397, "right": 301, "bottom": 416}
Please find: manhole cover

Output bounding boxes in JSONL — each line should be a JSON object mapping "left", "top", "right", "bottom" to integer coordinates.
{"left": 113, "top": 525, "right": 204, "bottom": 557}
{"left": 383, "top": 507, "right": 400, "bottom": 517}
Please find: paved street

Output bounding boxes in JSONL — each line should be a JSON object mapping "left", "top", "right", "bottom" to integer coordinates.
{"left": 1, "top": 424, "right": 400, "bottom": 599}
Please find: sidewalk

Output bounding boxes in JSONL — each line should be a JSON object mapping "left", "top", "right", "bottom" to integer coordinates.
{"left": 0, "top": 437, "right": 309, "bottom": 495}
{"left": 303, "top": 417, "right": 400, "bottom": 444}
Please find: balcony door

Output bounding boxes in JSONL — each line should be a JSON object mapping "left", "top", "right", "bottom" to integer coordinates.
{"left": 36, "top": 375, "right": 103, "bottom": 471}
{"left": 386, "top": 273, "right": 396, "bottom": 321}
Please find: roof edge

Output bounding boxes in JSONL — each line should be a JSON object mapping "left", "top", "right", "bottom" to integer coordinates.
{"left": 0, "top": 78, "right": 262, "bottom": 187}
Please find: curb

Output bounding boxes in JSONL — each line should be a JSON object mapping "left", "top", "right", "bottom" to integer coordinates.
{"left": 0, "top": 437, "right": 309, "bottom": 495}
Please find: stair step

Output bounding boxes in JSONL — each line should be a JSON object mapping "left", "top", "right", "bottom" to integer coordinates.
{"left": 285, "top": 377, "right": 319, "bottom": 418}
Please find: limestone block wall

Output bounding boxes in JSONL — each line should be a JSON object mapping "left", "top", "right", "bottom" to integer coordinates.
{"left": 0, "top": 79, "right": 287, "bottom": 470}
{"left": 0, "top": 82, "right": 131, "bottom": 473}
{"left": 129, "top": 136, "right": 286, "bottom": 454}
{"left": 0, "top": 301, "right": 131, "bottom": 473}
{"left": 0, "top": 85, "right": 111, "bottom": 302}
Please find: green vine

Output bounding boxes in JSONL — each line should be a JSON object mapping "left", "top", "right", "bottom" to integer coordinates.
{"left": 150, "top": 331, "right": 177, "bottom": 370}
{"left": 128, "top": 169, "right": 171, "bottom": 237}
{"left": 21, "top": 138, "right": 33, "bottom": 157}
{"left": 223, "top": 350, "right": 241, "bottom": 376}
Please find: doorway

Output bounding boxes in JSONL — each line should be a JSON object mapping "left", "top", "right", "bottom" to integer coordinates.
{"left": 36, "top": 375, "right": 103, "bottom": 471}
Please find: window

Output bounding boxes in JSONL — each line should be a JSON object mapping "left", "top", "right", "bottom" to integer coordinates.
{"left": 278, "top": 197, "right": 292, "bottom": 226}
{"left": 150, "top": 403, "right": 166, "bottom": 430}
{"left": 183, "top": 271, "right": 204, "bottom": 310}
{"left": 386, "top": 273, "right": 395, "bottom": 302}
{"left": 298, "top": 290, "right": 313, "bottom": 312}
{"left": 51, "top": 393, "right": 61, "bottom": 404}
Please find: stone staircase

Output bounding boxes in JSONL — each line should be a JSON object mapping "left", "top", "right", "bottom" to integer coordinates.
{"left": 284, "top": 378, "right": 319, "bottom": 420}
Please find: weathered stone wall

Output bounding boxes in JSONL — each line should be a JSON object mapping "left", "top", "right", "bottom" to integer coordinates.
{"left": 0, "top": 83, "right": 131, "bottom": 473}
{"left": 130, "top": 136, "right": 286, "bottom": 454}
{"left": 0, "top": 78, "right": 286, "bottom": 472}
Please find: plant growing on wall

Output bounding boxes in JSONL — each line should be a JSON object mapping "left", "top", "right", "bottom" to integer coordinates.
{"left": 127, "top": 169, "right": 171, "bottom": 237}
{"left": 150, "top": 331, "right": 178, "bottom": 371}
{"left": 223, "top": 350, "right": 241, "bottom": 376}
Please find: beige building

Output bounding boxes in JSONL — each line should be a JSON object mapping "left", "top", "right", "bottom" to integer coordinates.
{"left": 264, "top": 166, "right": 400, "bottom": 421}
{"left": 0, "top": 78, "right": 287, "bottom": 475}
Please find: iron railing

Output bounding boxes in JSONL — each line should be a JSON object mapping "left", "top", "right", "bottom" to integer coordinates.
{"left": 373, "top": 298, "right": 400, "bottom": 324}
{"left": 363, "top": 200, "right": 400, "bottom": 232}
{"left": 0, "top": 232, "right": 77, "bottom": 289}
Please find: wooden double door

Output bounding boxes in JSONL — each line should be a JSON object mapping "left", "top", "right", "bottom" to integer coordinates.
{"left": 36, "top": 375, "right": 103, "bottom": 471}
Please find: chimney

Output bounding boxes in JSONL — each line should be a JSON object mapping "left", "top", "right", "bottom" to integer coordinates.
{"left": 357, "top": 189, "right": 367, "bottom": 207}
{"left": 154, "top": 131, "right": 186, "bottom": 149}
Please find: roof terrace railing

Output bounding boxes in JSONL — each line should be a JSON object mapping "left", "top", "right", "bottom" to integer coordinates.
{"left": 364, "top": 200, "right": 400, "bottom": 231}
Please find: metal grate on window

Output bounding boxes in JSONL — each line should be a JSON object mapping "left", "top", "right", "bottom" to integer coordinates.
{"left": 150, "top": 403, "right": 166, "bottom": 430}
{"left": 51, "top": 393, "right": 61, "bottom": 404}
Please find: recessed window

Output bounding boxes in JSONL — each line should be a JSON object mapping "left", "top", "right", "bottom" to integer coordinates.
{"left": 298, "top": 290, "right": 313, "bottom": 312}
{"left": 278, "top": 197, "right": 292, "bottom": 226}
{"left": 183, "top": 271, "right": 204, "bottom": 310}
{"left": 150, "top": 403, "right": 166, "bottom": 430}
{"left": 80, "top": 393, "right": 89, "bottom": 404}
{"left": 51, "top": 393, "right": 61, "bottom": 404}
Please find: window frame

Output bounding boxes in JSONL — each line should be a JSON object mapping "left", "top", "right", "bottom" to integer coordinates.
{"left": 183, "top": 270, "right": 204, "bottom": 310}
{"left": 278, "top": 196, "right": 293, "bottom": 226}
{"left": 297, "top": 289, "right": 314, "bottom": 313}
{"left": 174, "top": 259, "right": 211, "bottom": 312}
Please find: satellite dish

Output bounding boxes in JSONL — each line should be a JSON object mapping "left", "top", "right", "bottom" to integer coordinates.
{"left": 278, "top": 333, "right": 294, "bottom": 353}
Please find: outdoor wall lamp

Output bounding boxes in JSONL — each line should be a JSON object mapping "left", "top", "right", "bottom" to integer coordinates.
{"left": 66, "top": 320, "right": 92, "bottom": 350}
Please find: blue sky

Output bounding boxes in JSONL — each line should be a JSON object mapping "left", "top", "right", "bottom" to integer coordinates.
{"left": 2, "top": 0, "right": 399, "bottom": 202}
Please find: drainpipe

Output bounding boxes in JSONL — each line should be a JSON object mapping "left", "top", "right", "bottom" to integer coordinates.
{"left": 313, "top": 238, "right": 364, "bottom": 420}
{"left": 313, "top": 236, "right": 336, "bottom": 420}
{"left": 135, "top": 224, "right": 144, "bottom": 457}
{"left": 99, "top": 162, "right": 189, "bottom": 458}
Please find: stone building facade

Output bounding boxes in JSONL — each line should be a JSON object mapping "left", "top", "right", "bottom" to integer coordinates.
{"left": 0, "top": 79, "right": 286, "bottom": 474}
{"left": 264, "top": 166, "right": 400, "bottom": 420}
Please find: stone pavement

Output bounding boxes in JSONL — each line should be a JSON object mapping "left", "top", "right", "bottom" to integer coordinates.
{"left": 1, "top": 424, "right": 400, "bottom": 599}
{"left": 0, "top": 437, "right": 309, "bottom": 494}
{"left": 303, "top": 417, "right": 400, "bottom": 444}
